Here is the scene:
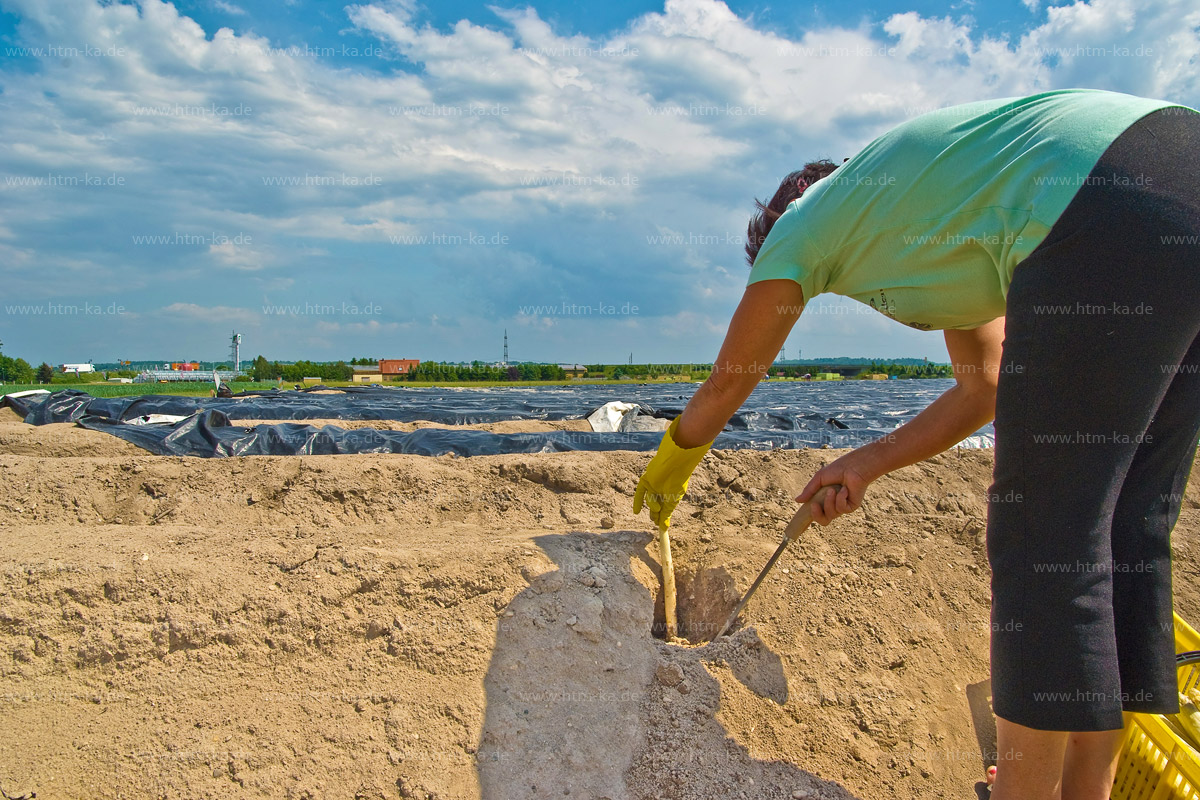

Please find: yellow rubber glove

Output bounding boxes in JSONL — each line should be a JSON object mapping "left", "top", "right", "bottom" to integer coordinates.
{"left": 632, "top": 417, "right": 713, "bottom": 531}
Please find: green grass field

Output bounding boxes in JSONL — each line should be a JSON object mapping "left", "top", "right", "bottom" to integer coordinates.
{"left": 0, "top": 378, "right": 707, "bottom": 398}
{"left": 0, "top": 382, "right": 281, "bottom": 398}
{"left": 395, "top": 378, "right": 699, "bottom": 388}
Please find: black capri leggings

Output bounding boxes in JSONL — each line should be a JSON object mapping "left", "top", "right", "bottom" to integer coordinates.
{"left": 988, "top": 106, "right": 1200, "bottom": 732}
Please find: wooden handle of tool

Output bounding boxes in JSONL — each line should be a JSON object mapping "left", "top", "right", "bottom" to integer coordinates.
{"left": 783, "top": 484, "right": 843, "bottom": 542}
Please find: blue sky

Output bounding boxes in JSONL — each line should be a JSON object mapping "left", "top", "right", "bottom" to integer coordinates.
{"left": 1, "top": 0, "right": 1197, "bottom": 366}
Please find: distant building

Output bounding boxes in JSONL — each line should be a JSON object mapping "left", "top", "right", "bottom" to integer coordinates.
{"left": 379, "top": 358, "right": 420, "bottom": 377}
{"left": 557, "top": 364, "right": 588, "bottom": 378}
{"left": 351, "top": 364, "right": 381, "bottom": 384}
{"left": 60, "top": 363, "right": 95, "bottom": 374}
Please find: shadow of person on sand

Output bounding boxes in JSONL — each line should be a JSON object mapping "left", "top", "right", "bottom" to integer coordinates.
{"left": 477, "top": 529, "right": 862, "bottom": 800}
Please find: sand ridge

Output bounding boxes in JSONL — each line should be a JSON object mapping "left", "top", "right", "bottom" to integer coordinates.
{"left": 1, "top": 407, "right": 1198, "bottom": 799}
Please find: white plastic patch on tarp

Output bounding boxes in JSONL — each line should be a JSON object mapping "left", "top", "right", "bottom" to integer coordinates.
{"left": 2, "top": 389, "right": 52, "bottom": 398}
{"left": 586, "top": 401, "right": 671, "bottom": 433}
{"left": 954, "top": 433, "right": 996, "bottom": 449}
{"left": 124, "top": 414, "right": 192, "bottom": 426}
{"left": 587, "top": 401, "right": 639, "bottom": 432}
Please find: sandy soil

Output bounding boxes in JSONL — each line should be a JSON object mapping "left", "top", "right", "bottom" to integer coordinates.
{"left": 1, "top": 406, "right": 1198, "bottom": 800}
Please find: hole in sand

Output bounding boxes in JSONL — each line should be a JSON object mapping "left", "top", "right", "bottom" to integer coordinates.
{"left": 650, "top": 565, "right": 741, "bottom": 644}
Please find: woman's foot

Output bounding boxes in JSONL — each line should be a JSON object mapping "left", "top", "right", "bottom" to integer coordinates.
{"left": 986, "top": 765, "right": 996, "bottom": 787}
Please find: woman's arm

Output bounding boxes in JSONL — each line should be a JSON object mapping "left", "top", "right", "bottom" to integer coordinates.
{"left": 797, "top": 316, "right": 1006, "bottom": 523}
{"left": 673, "top": 279, "right": 806, "bottom": 448}
{"left": 855, "top": 316, "right": 1005, "bottom": 477}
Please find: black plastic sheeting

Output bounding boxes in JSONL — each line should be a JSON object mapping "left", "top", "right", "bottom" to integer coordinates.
{"left": 68, "top": 412, "right": 667, "bottom": 457}
{"left": 3, "top": 385, "right": 592, "bottom": 426}
{"left": 3, "top": 382, "right": 992, "bottom": 458}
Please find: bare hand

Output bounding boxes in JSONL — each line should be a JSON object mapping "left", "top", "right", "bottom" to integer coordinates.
{"left": 796, "top": 453, "right": 876, "bottom": 525}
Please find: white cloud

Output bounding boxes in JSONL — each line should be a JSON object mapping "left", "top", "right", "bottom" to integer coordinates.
{"left": 1019, "top": 0, "right": 1200, "bottom": 98}
{"left": 157, "top": 302, "right": 260, "bottom": 326}
{"left": 208, "top": 240, "right": 267, "bottom": 270}
{"left": 212, "top": 0, "right": 246, "bottom": 16}
{"left": 0, "top": 0, "right": 1197, "bottom": 362}
{"left": 883, "top": 12, "right": 975, "bottom": 61}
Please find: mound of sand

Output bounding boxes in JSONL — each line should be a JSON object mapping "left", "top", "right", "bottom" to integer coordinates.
{"left": 1, "top": 406, "right": 1198, "bottom": 799}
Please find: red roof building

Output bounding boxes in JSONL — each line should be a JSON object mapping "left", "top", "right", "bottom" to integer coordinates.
{"left": 379, "top": 359, "right": 420, "bottom": 376}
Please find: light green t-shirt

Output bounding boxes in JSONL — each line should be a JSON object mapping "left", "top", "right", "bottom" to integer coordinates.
{"left": 747, "top": 89, "right": 1191, "bottom": 330}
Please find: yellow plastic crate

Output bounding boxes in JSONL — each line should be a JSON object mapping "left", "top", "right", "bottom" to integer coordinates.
{"left": 1112, "top": 614, "right": 1200, "bottom": 800}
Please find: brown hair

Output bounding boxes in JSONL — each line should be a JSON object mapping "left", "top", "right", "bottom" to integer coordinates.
{"left": 745, "top": 160, "right": 840, "bottom": 266}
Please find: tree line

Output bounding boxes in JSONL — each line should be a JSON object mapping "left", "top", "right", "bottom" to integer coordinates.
{"left": 585, "top": 363, "right": 713, "bottom": 380}
{"left": 404, "top": 361, "right": 566, "bottom": 382}
{"left": 2, "top": 349, "right": 951, "bottom": 387}
{"left": 0, "top": 354, "right": 36, "bottom": 383}
{"left": 855, "top": 362, "right": 952, "bottom": 378}
{"left": 249, "top": 356, "right": 353, "bottom": 382}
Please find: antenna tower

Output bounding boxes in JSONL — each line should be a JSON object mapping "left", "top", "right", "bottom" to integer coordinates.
{"left": 230, "top": 331, "right": 242, "bottom": 373}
